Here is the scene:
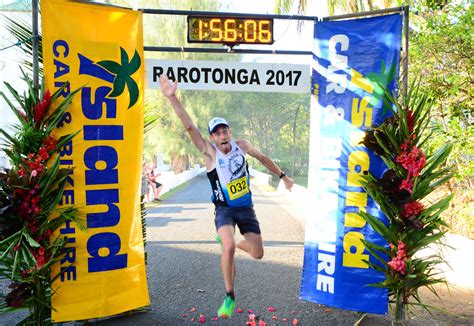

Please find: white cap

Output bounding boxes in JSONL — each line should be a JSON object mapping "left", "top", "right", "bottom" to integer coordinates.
{"left": 208, "top": 117, "right": 229, "bottom": 134}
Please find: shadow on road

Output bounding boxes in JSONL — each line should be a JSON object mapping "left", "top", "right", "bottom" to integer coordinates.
{"left": 146, "top": 217, "right": 197, "bottom": 228}
{"left": 148, "top": 205, "right": 206, "bottom": 214}
{"left": 144, "top": 240, "right": 304, "bottom": 248}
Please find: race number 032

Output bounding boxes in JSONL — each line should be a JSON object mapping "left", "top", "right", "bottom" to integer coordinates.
{"left": 227, "top": 176, "right": 248, "bottom": 200}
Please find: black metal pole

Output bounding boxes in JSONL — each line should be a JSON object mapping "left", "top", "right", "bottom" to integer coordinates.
{"left": 32, "top": 0, "right": 39, "bottom": 90}
{"left": 402, "top": 6, "right": 409, "bottom": 99}
{"left": 323, "top": 6, "right": 404, "bottom": 21}
{"left": 141, "top": 7, "right": 405, "bottom": 22}
{"left": 144, "top": 46, "right": 312, "bottom": 56}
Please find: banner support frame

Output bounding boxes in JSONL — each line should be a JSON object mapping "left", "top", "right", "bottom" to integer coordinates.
{"left": 141, "top": 6, "right": 409, "bottom": 96}
{"left": 402, "top": 6, "right": 409, "bottom": 99}
{"left": 141, "top": 7, "right": 406, "bottom": 22}
{"left": 32, "top": 0, "right": 39, "bottom": 90}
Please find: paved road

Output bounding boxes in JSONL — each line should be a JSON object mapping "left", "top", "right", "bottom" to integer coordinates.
{"left": 97, "top": 174, "right": 382, "bottom": 326}
{"left": 3, "top": 174, "right": 471, "bottom": 325}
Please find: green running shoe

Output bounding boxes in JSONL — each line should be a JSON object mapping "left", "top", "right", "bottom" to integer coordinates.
{"left": 215, "top": 234, "right": 222, "bottom": 249}
{"left": 218, "top": 295, "right": 235, "bottom": 319}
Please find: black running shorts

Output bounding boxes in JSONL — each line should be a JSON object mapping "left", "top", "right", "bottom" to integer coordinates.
{"left": 214, "top": 206, "right": 261, "bottom": 235}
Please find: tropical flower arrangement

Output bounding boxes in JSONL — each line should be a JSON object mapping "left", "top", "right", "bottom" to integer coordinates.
{"left": 0, "top": 69, "right": 82, "bottom": 324}
{"left": 359, "top": 84, "right": 453, "bottom": 323}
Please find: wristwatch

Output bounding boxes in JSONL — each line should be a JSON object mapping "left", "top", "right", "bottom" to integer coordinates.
{"left": 279, "top": 171, "right": 286, "bottom": 179}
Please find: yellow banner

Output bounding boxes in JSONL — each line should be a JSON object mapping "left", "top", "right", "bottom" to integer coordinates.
{"left": 41, "top": 0, "right": 149, "bottom": 321}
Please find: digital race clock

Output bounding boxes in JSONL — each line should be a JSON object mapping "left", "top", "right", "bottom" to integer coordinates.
{"left": 187, "top": 16, "right": 274, "bottom": 45}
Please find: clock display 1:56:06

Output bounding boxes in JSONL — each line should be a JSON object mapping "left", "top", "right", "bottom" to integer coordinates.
{"left": 188, "top": 17, "right": 273, "bottom": 44}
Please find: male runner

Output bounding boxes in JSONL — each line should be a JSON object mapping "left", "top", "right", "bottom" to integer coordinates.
{"left": 159, "top": 75, "right": 294, "bottom": 319}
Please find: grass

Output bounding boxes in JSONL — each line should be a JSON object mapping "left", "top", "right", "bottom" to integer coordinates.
{"left": 256, "top": 183, "right": 277, "bottom": 192}
{"left": 420, "top": 185, "right": 473, "bottom": 239}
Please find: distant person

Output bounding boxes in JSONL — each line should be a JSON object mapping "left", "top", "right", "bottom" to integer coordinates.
{"left": 141, "top": 162, "right": 151, "bottom": 202}
{"left": 159, "top": 75, "right": 294, "bottom": 319}
{"left": 146, "top": 163, "right": 163, "bottom": 202}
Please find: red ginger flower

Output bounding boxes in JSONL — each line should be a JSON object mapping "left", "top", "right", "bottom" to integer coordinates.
{"left": 399, "top": 179, "right": 413, "bottom": 193}
{"left": 37, "top": 147, "right": 49, "bottom": 162}
{"left": 26, "top": 219, "right": 40, "bottom": 233}
{"left": 388, "top": 241, "right": 408, "bottom": 275}
{"left": 19, "top": 156, "right": 45, "bottom": 178}
{"left": 397, "top": 241, "right": 407, "bottom": 259}
{"left": 34, "top": 90, "right": 51, "bottom": 129}
{"left": 396, "top": 141, "right": 426, "bottom": 178}
{"left": 18, "top": 165, "right": 27, "bottom": 177}
{"left": 401, "top": 201, "right": 424, "bottom": 218}
{"left": 388, "top": 257, "right": 407, "bottom": 275}
{"left": 21, "top": 269, "right": 33, "bottom": 278}
{"left": 14, "top": 184, "right": 41, "bottom": 219}
{"left": 396, "top": 140, "right": 426, "bottom": 192}
{"left": 43, "top": 136, "right": 58, "bottom": 152}
{"left": 18, "top": 139, "right": 55, "bottom": 179}
{"left": 32, "top": 247, "right": 48, "bottom": 269}
{"left": 18, "top": 199, "right": 41, "bottom": 219}
{"left": 34, "top": 228, "right": 52, "bottom": 243}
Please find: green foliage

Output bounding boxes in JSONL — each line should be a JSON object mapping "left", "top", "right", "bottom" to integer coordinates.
{"left": 409, "top": 3, "right": 473, "bottom": 238}
{"left": 0, "top": 71, "right": 81, "bottom": 323}
{"left": 359, "top": 83, "right": 453, "bottom": 322}
{"left": 226, "top": 92, "right": 310, "bottom": 177}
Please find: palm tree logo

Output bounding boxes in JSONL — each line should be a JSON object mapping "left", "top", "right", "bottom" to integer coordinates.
{"left": 97, "top": 47, "right": 141, "bottom": 109}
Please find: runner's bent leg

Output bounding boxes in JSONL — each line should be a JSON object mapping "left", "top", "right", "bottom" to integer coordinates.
{"left": 236, "top": 232, "right": 264, "bottom": 259}
{"left": 217, "top": 225, "right": 236, "bottom": 292}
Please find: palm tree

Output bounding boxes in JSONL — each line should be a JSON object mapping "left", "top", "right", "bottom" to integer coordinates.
{"left": 273, "top": 1, "right": 442, "bottom": 16}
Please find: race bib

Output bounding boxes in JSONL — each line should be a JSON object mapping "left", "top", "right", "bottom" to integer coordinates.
{"left": 227, "top": 175, "right": 249, "bottom": 200}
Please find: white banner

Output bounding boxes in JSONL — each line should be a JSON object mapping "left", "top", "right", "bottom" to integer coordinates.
{"left": 146, "top": 59, "right": 310, "bottom": 93}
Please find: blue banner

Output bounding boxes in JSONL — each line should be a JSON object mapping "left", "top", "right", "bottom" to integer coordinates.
{"left": 301, "top": 14, "right": 402, "bottom": 314}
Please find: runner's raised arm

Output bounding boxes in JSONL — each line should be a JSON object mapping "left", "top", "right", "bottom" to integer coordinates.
{"left": 159, "top": 75, "right": 215, "bottom": 169}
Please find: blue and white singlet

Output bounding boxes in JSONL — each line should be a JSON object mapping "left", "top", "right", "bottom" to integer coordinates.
{"left": 206, "top": 140, "right": 253, "bottom": 207}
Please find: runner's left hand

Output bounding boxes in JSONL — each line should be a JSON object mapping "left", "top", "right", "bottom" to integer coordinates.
{"left": 159, "top": 75, "right": 177, "bottom": 98}
{"left": 283, "top": 176, "right": 294, "bottom": 192}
